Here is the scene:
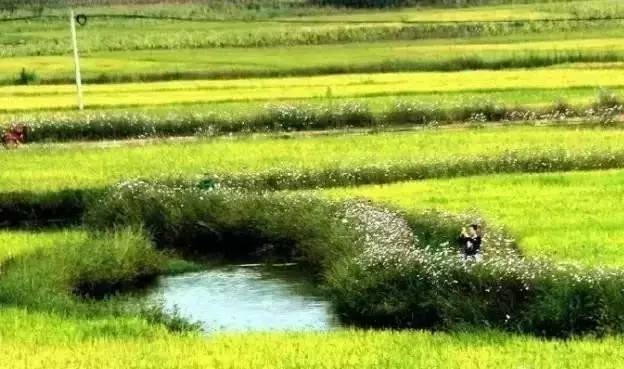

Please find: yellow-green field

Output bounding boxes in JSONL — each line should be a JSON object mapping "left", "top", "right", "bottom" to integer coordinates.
{"left": 3, "top": 126, "right": 624, "bottom": 192}
{"left": 5, "top": 67, "right": 624, "bottom": 111}
{"left": 1, "top": 319, "right": 622, "bottom": 369}
{"left": 326, "top": 169, "right": 624, "bottom": 266}
{"left": 3, "top": 37, "right": 624, "bottom": 84}
{"left": 4, "top": 0, "right": 624, "bottom": 366}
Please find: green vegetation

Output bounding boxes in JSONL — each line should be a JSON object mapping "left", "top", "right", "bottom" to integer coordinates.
{"left": 2, "top": 180, "right": 616, "bottom": 337}
{"left": 4, "top": 0, "right": 624, "bottom": 365}
{"left": 3, "top": 126, "right": 624, "bottom": 193}
{"left": 0, "top": 322, "right": 622, "bottom": 369}
{"left": 4, "top": 39, "right": 624, "bottom": 84}
{"left": 6, "top": 68, "right": 624, "bottom": 112}
{"left": 326, "top": 169, "right": 624, "bottom": 267}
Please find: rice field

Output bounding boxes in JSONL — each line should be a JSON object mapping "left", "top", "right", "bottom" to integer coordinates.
{"left": 326, "top": 169, "right": 624, "bottom": 266}
{"left": 4, "top": 126, "right": 624, "bottom": 266}
{"left": 3, "top": 126, "right": 624, "bottom": 192}
{"left": 6, "top": 67, "right": 624, "bottom": 112}
{"left": 4, "top": 38, "right": 624, "bottom": 84}
{"left": 0, "top": 308, "right": 621, "bottom": 369}
{"left": 4, "top": 0, "right": 624, "bottom": 365}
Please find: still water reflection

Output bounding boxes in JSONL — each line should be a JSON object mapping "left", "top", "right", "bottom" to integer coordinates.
{"left": 145, "top": 264, "right": 339, "bottom": 332}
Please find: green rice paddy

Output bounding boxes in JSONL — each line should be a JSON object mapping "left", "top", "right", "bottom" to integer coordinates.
{"left": 3, "top": 0, "right": 624, "bottom": 366}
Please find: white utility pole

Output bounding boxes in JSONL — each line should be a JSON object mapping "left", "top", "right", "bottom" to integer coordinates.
{"left": 70, "top": 10, "right": 84, "bottom": 110}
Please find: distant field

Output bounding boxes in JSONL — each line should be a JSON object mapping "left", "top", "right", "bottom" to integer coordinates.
{"left": 3, "top": 38, "right": 624, "bottom": 84}
{"left": 5, "top": 67, "right": 624, "bottom": 112}
{"left": 288, "top": 0, "right": 624, "bottom": 22}
{"left": 3, "top": 1, "right": 624, "bottom": 58}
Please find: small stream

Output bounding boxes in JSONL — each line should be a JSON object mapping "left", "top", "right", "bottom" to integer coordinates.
{"left": 143, "top": 264, "right": 340, "bottom": 332}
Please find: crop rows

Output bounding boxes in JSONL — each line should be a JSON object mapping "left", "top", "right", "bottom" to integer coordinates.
{"left": 4, "top": 15, "right": 624, "bottom": 57}
{"left": 5, "top": 68, "right": 624, "bottom": 112}
{"left": 3, "top": 126, "right": 624, "bottom": 193}
{"left": 6, "top": 40, "right": 624, "bottom": 85}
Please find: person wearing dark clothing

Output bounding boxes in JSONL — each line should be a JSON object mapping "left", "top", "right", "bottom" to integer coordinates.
{"left": 458, "top": 224, "right": 482, "bottom": 261}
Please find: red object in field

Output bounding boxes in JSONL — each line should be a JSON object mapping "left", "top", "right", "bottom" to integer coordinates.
{"left": 2, "top": 124, "right": 28, "bottom": 149}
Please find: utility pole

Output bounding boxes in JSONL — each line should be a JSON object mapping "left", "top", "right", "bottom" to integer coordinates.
{"left": 70, "top": 10, "right": 84, "bottom": 110}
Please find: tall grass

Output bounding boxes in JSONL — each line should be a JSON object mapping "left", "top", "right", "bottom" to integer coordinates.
{"left": 329, "top": 242, "right": 624, "bottom": 336}
{"left": 85, "top": 182, "right": 360, "bottom": 269}
{"left": 0, "top": 228, "right": 164, "bottom": 313}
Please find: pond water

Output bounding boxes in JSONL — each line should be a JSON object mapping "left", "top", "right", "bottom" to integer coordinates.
{"left": 144, "top": 264, "right": 340, "bottom": 332}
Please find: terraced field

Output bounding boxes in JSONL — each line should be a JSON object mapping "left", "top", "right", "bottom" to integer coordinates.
{"left": 3, "top": 0, "right": 624, "bottom": 367}
{"left": 3, "top": 126, "right": 624, "bottom": 192}
{"left": 3, "top": 38, "right": 624, "bottom": 84}
{"left": 5, "top": 68, "right": 624, "bottom": 111}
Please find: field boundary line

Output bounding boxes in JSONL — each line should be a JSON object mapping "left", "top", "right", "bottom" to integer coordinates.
{"left": 4, "top": 13, "right": 624, "bottom": 25}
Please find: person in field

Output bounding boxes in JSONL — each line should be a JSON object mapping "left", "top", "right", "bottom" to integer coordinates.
{"left": 458, "top": 224, "right": 482, "bottom": 261}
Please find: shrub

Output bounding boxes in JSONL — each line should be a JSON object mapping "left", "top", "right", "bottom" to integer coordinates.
{"left": 16, "top": 68, "right": 40, "bottom": 85}
{"left": 327, "top": 227, "right": 624, "bottom": 337}
{"left": 0, "top": 228, "right": 165, "bottom": 314}
{"left": 596, "top": 88, "right": 623, "bottom": 109}
{"left": 85, "top": 181, "right": 360, "bottom": 271}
